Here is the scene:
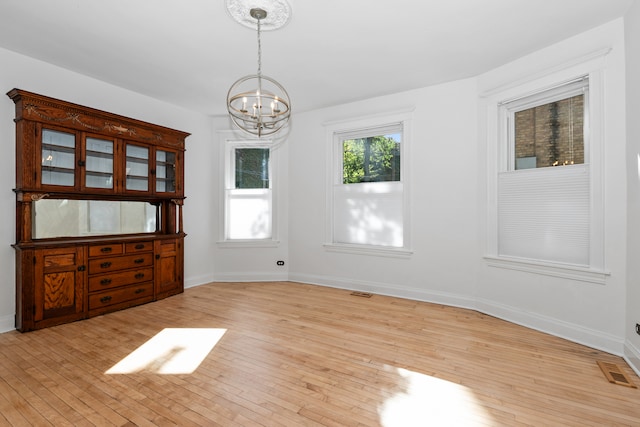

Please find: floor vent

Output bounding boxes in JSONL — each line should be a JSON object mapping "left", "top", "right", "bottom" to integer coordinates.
{"left": 350, "top": 291, "right": 373, "bottom": 298}
{"left": 597, "top": 361, "right": 637, "bottom": 388}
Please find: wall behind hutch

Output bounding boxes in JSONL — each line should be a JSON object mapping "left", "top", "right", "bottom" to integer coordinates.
{"left": 0, "top": 46, "right": 218, "bottom": 332}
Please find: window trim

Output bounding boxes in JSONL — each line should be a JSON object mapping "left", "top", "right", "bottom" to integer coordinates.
{"left": 217, "top": 132, "right": 279, "bottom": 247}
{"left": 324, "top": 109, "right": 413, "bottom": 256}
{"left": 483, "top": 52, "right": 608, "bottom": 280}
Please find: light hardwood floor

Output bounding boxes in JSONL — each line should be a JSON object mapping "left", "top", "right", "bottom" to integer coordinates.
{"left": 0, "top": 281, "right": 638, "bottom": 426}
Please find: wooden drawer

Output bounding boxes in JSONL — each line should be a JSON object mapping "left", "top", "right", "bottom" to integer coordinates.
{"left": 89, "top": 282, "right": 153, "bottom": 311}
{"left": 88, "top": 267, "right": 153, "bottom": 292}
{"left": 89, "top": 253, "right": 153, "bottom": 274}
{"left": 89, "top": 243, "right": 123, "bottom": 258}
{"left": 125, "top": 241, "right": 153, "bottom": 253}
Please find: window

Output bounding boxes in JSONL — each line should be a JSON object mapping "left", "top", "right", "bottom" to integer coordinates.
{"left": 342, "top": 134, "right": 401, "bottom": 183}
{"left": 510, "top": 78, "right": 586, "bottom": 170}
{"left": 223, "top": 141, "right": 273, "bottom": 241}
{"left": 489, "top": 74, "right": 605, "bottom": 277}
{"left": 325, "top": 110, "right": 412, "bottom": 257}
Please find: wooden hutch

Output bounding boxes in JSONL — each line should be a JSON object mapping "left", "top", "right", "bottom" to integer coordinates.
{"left": 8, "top": 89, "right": 189, "bottom": 332}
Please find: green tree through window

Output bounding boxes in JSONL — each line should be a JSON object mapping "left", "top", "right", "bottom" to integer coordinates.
{"left": 343, "top": 134, "right": 401, "bottom": 184}
{"left": 235, "top": 148, "right": 269, "bottom": 189}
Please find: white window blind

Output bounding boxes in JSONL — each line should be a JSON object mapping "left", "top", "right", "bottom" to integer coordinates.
{"left": 333, "top": 181, "right": 404, "bottom": 247}
{"left": 498, "top": 164, "right": 589, "bottom": 266}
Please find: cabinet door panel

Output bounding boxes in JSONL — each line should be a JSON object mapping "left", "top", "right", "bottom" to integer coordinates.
{"left": 41, "top": 128, "right": 76, "bottom": 187}
{"left": 85, "top": 136, "right": 114, "bottom": 190}
{"left": 155, "top": 149, "right": 177, "bottom": 194}
{"left": 125, "top": 143, "right": 149, "bottom": 192}
{"left": 43, "top": 271, "right": 75, "bottom": 311}
{"left": 35, "top": 247, "right": 85, "bottom": 321}
{"left": 155, "top": 238, "right": 183, "bottom": 298}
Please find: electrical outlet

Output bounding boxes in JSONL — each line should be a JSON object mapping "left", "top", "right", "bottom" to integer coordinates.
{"left": 636, "top": 323, "right": 640, "bottom": 336}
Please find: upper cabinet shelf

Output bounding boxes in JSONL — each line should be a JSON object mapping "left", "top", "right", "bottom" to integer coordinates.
{"left": 8, "top": 89, "right": 189, "bottom": 198}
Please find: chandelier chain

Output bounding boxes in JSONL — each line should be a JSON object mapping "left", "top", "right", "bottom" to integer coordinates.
{"left": 256, "top": 17, "right": 262, "bottom": 77}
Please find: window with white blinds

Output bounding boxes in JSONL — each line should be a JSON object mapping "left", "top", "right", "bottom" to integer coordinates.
{"left": 324, "top": 110, "right": 413, "bottom": 257}
{"left": 497, "top": 76, "right": 595, "bottom": 268}
{"left": 223, "top": 141, "right": 273, "bottom": 241}
{"left": 333, "top": 124, "right": 403, "bottom": 248}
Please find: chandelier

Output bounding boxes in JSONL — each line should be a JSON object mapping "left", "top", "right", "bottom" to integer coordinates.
{"left": 226, "top": 1, "right": 291, "bottom": 138}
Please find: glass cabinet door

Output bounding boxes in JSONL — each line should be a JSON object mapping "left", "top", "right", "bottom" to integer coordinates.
{"left": 41, "top": 129, "right": 76, "bottom": 187}
{"left": 156, "top": 149, "right": 177, "bottom": 193}
{"left": 85, "top": 137, "right": 114, "bottom": 189}
{"left": 126, "top": 144, "right": 149, "bottom": 191}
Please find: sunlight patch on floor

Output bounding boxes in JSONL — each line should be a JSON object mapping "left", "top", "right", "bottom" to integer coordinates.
{"left": 378, "top": 366, "right": 492, "bottom": 426}
{"left": 105, "top": 328, "right": 226, "bottom": 374}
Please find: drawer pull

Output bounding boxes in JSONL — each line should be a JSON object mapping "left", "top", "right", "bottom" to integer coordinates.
{"left": 100, "top": 261, "right": 112, "bottom": 268}
{"left": 100, "top": 278, "right": 112, "bottom": 285}
{"left": 135, "top": 244, "right": 145, "bottom": 249}
{"left": 134, "top": 288, "right": 146, "bottom": 294}
{"left": 133, "top": 258, "right": 145, "bottom": 264}
{"left": 135, "top": 273, "right": 145, "bottom": 279}
{"left": 100, "top": 247, "right": 113, "bottom": 253}
{"left": 100, "top": 296, "right": 112, "bottom": 303}
{"left": 77, "top": 265, "right": 86, "bottom": 272}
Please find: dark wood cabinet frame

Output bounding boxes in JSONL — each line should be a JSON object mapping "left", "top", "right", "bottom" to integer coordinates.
{"left": 8, "top": 89, "right": 190, "bottom": 332}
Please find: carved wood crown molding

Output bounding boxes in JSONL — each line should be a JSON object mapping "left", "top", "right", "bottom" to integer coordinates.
{"left": 7, "top": 89, "right": 189, "bottom": 149}
{"left": 23, "top": 102, "right": 171, "bottom": 143}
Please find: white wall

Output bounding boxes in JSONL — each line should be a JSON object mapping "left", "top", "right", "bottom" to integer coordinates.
{"left": 625, "top": 3, "right": 640, "bottom": 373}
{"left": 0, "top": 47, "right": 216, "bottom": 332}
{"left": 287, "top": 78, "right": 480, "bottom": 308}
{"left": 476, "top": 20, "right": 628, "bottom": 354}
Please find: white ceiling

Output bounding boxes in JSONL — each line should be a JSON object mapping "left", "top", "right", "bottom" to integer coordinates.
{"left": 0, "top": 0, "right": 633, "bottom": 116}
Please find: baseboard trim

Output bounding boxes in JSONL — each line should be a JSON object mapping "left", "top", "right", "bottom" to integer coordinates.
{"left": 212, "top": 271, "right": 290, "bottom": 282}
{"left": 475, "top": 297, "right": 624, "bottom": 355}
{"left": 290, "top": 272, "right": 624, "bottom": 356}
{"left": 289, "top": 272, "right": 476, "bottom": 312}
{"left": 185, "top": 273, "right": 216, "bottom": 289}
{"left": 0, "top": 314, "right": 15, "bottom": 334}
{"left": 624, "top": 341, "right": 640, "bottom": 378}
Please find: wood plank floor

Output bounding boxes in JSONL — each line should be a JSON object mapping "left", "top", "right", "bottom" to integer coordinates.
{"left": 0, "top": 281, "right": 639, "bottom": 426}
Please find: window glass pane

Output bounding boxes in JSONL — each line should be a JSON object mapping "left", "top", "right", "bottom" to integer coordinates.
{"left": 235, "top": 148, "right": 269, "bottom": 189}
{"left": 342, "top": 133, "right": 401, "bottom": 183}
{"left": 514, "top": 94, "right": 584, "bottom": 169}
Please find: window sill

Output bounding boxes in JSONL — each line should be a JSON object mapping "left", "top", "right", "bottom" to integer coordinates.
{"left": 324, "top": 243, "right": 413, "bottom": 259}
{"left": 217, "top": 239, "right": 280, "bottom": 248}
{"left": 484, "top": 255, "right": 609, "bottom": 284}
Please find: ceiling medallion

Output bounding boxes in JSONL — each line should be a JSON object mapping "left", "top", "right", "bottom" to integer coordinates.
{"left": 225, "top": 0, "right": 291, "bottom": 31}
